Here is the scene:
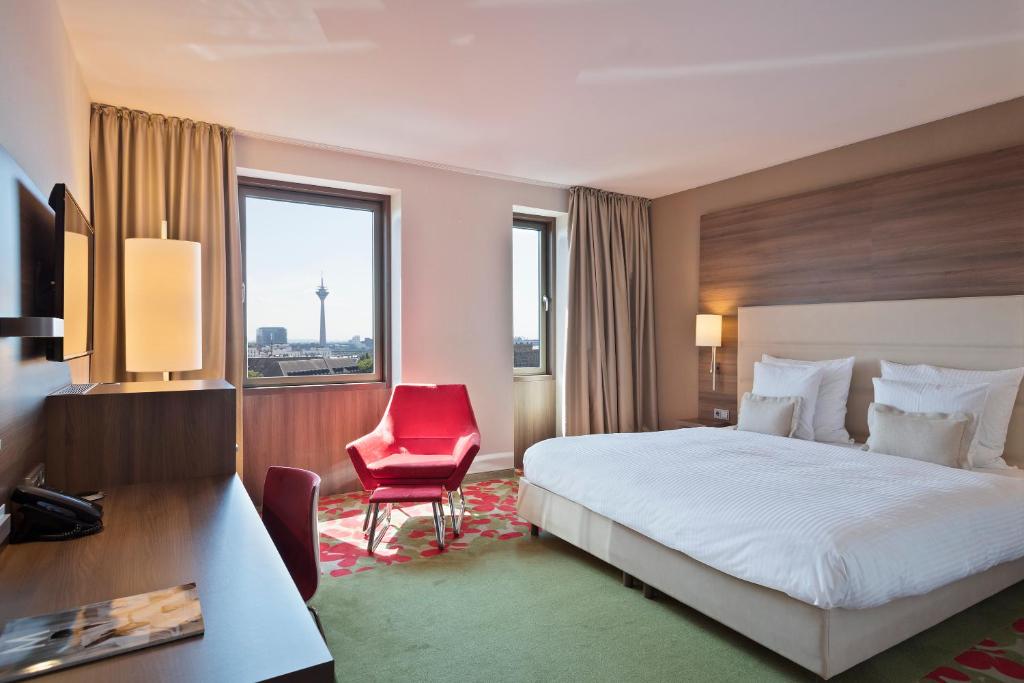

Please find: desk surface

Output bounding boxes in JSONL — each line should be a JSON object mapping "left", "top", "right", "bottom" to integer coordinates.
{"left": 0, "top": 476, "right": 333, "bottom": 682}
{"left": 81, "top": 379, "right": 234, "bottom": 395}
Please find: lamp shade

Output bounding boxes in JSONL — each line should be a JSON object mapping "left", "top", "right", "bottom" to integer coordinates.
{"left": 695, "top": 314, "right": 722, "bottom": 348}
{"left": 124, "top": 238, "right": 202, "bottom": 373}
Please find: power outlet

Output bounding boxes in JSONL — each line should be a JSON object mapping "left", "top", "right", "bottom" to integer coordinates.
{"left": 22, "top": 463, "right": 45, "bottom": 488}
{"left": 713, "top": 408, "right": 731, "bottom": 421}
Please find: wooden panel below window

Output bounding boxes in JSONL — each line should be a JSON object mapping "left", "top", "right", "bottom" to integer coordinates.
{"left": 242, "top": 383, "right": 390, "bottom": 507}
{"left": 699, "top": 144, "right": 1024, "bottom": 419}
{"left": 513, "top": 375, "right": 556, "bottom": 468}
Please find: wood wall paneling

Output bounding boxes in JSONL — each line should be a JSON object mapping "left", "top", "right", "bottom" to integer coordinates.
{"left": 0, "top": 341, "right": 70, "bottom": 504}
{"left": 0, "top": 150, "right": 73, "bottom": 506}
{"left": 513, "top": 375, "right": 556, "bottom": 468}
{"left": 698, "top": 145, "right": 1024, "bottom": 419}
{"left": 242, "top": 383, "right": 390, "bottom": 507}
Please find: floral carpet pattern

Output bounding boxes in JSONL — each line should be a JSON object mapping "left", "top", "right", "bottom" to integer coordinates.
{"left": 317, "top": 477, "right": 529, "bottom": 577}
{"left": 318, "top": 475, "right": 1024, "bottom": 681}
{"left": 924, "top": 619, "right": 1024, "bottom": 682}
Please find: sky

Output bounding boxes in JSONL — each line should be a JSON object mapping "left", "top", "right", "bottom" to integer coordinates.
{"left": 245, "top": 196, "right": 375, "bottom": 342}
{"left": 512, "top": 227, "right": 541, "bottom": 340}
{"left": 245, "top": 195, "right": 543, "bottom": 343}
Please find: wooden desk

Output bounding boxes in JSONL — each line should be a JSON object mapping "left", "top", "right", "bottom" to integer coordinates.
{"left": 0, "top": 476, "right": 333, "bottom": 682}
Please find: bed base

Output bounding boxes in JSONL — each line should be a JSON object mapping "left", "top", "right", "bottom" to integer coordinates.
{"left": 517, "top": 477, "right": 1024, "bottom": 679}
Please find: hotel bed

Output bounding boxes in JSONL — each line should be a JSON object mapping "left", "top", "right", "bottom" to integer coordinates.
{"left": 516, "top": 295, "right": 1024, "bottom": 679}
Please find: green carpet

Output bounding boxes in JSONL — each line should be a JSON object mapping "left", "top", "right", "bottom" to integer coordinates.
{"left": 312, "top": 531, "right": 1024, "bottom": 682}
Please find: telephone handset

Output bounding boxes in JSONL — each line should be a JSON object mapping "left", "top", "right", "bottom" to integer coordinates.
{"left": 10, "top": 485, "right": 104, "bottom": 543}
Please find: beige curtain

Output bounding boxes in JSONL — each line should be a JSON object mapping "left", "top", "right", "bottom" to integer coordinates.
{"left": 565, "top": 186, "right": 658, "bottom": 435}
{"left": 89, "top": 104, "right": 243, "bottom": 454}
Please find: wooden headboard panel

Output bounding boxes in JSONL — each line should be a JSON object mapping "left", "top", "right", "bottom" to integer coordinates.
{"left": 737, "top": 296, "right": 1024, "bottom": 467}
{"left": 698, "top": 144, "right": 1024, "bottom": 421}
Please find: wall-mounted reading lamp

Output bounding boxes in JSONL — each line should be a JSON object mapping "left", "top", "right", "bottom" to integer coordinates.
{"left": 695, "top": 314, "right": 722, "bottom": 392}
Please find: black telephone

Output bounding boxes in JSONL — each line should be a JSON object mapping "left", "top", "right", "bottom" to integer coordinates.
{"left": 10, "top": 485, "right": 104, "bottom": 543}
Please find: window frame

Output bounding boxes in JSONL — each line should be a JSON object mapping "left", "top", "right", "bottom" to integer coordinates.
{"left": 239, "top": 176, "right": 390, "bottom": 389}
{"left": 512, "top": 214, "right": 554, "bottom": 377}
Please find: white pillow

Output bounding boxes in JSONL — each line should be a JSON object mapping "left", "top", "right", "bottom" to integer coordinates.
{"left": 752, "top": 362, "right": 823, "bottom": 440}
{"left": 881, "top": 361, "right": 1024, "bottom": 469}
{"left": 865, "top": 403, "right": 972, "bottom": 468}
{"left": 871, "top": 378, "right": 989, "bottom": 460}
{"left": 737, "top": 393, "right": 802, "bottom": 438}
{"left": 762, "top": 354, "right": 854, "bottom": 443}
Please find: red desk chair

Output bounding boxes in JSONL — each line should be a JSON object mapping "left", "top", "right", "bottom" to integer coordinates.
{"left": 346, "top": 384, "right": 481, "bottom": 553}
{"left": 262, "top": 466, "right": 324, "bottom": 637}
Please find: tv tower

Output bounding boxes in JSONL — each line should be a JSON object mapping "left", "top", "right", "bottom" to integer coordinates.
{"left": 315, "top": 274, "right": 329, "bottom": 347}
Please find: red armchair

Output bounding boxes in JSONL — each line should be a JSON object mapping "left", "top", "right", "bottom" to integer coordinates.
{"left": 346, "top": 384, "right": 481, "bottom": 546}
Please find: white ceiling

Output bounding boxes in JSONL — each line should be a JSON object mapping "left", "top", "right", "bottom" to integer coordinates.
{"left": 57, "top": 0, "right": 1024, "bottom": 198}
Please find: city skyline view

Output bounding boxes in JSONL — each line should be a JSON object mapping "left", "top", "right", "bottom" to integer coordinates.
{"left": 244, "top": 196, "right": 376, "bottom": 342}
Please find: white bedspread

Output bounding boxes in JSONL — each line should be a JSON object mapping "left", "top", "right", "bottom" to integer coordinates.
{"left": 523, "top": 428, "right": 1024, "bottom": 609}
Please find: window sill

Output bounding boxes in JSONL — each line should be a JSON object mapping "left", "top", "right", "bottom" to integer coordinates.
{"left": 513, "top": 374, "right": 554, "bottom": 383}
{"left": 244, "top": 381, "right": 389, "bottom": 395}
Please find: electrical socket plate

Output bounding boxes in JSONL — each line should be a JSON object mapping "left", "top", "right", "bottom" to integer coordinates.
{"left": 713, "top": 408, "right": 731, "bottom": 421}
{"left": 23, "top": 463, "right": 44, "bottom": 487}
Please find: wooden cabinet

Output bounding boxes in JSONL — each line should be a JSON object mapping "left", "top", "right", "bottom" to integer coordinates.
{"left": 513, "top": 375, "right": 556, "bottom": 468}
{"left": 46, "top": 380, "right": 236, "bottom": 491}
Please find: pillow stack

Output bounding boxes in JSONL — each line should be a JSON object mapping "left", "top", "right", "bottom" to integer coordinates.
{"left": 738, "top": 355, "right": 855, "bottom": 442}
{"left": 761, "top": 355, "right": 855, "bottom": 443}
{"left": 865, "top": 361, "right": 1024, "bottom": 470}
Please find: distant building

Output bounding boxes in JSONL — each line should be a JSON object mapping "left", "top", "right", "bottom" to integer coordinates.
{"left": 514, "top": 340, "right": 541, "bottom": 368}
{"left": 316, "top": 276, "right": 329, "bottom": 347}
{"left": 256, "top": 327, "right": 287, "bottom": 346}
{"left": 247, "top": 355, "right": 358, "bottom": 378}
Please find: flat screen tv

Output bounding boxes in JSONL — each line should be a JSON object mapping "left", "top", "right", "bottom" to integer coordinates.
{"left": 48, "top": 184, "right": 94, "bottom": 361}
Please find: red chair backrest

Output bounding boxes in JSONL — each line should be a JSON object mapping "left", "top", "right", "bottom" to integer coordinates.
{"left": 262, "top": 466, "right": 321, "bottom": 603}
{"left": 384, "top": 384, "right": 480, "bottom": 449}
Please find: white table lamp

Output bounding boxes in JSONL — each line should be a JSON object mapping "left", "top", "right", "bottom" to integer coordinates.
{"left": 695, "top": 314, "right": 722, "bottom": 391}
{"left": 125, "top": 221, "right": 202, "bottom": 379}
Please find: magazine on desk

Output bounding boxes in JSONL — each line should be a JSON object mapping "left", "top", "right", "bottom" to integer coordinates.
{"left": 0, "top": 583, "right": 203, "bottom": 681}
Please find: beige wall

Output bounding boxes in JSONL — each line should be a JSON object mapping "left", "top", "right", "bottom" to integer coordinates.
{"left": 652, "top": 97, "right": 1024, "bottom": 428}
{"left": 1, "top": 0, "right": 91, "bottom": 383}
{"left": 0, "top": 0, "right": 90, "bottom": 211}
{"left": 236, "top": 135, "right": 568, "bottom": 464}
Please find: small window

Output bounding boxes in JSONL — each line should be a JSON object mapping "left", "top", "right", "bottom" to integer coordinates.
{"left": 512, "top": 216, "right": 552, "bottom": 375}
{"left": 240, "top": 178, "right": 388, "bottom": 387}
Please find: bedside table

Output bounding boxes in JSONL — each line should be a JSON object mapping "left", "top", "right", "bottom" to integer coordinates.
{"left": 677, "top": 417, "right": 733, "bottom": 429}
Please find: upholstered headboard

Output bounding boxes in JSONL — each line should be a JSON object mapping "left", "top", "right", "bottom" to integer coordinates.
{"left": 737, "top": 296, "right": 1024, "bottom": 467}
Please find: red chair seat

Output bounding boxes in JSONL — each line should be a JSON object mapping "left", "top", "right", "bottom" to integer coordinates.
{"left": 366, "top": 452, "right": 457, "bottom": 480}
{"left": 370, "top": 484, "right": 445, "bottom": 504}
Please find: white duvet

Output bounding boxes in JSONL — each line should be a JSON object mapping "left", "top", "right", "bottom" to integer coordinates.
{"left": 523, "top": 428, "right": 1024, "bottom": 609}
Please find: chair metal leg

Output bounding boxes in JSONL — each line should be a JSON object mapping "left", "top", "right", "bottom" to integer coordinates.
{"left": 361, "top": 503, "right": 372, "bottom": 533}
{"left": 431, "top": 501, "right": 446, "bottom": 549}
{"left": 448, "top": 487, "right": 465, "bottom": 537}
{"left": 366, "top": 503, "right": 380, "bottom": 554}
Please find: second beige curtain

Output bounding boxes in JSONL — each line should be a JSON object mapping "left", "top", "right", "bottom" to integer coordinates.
{"left": 565, "top": 186, "right": 658, "bottom": 435}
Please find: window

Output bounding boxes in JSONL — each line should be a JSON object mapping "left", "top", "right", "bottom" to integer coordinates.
{"left": 512, "top": 215, "right": 552, "bottom": 375}
{"left": 240, "top": 178, "right": 388, "bottom": 387}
